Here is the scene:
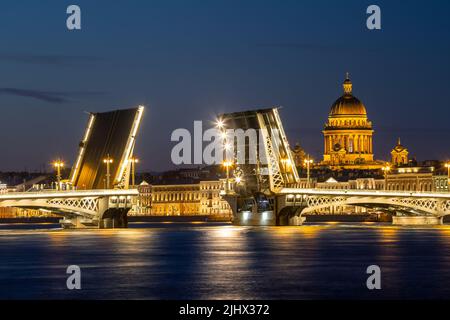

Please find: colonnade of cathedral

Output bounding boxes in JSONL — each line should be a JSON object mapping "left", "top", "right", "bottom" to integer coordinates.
{"left": 324, "top": 134, "right": 373, "bottom": 154}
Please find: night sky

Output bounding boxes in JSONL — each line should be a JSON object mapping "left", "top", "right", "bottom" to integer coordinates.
{"left": 0, "top": 0, "right": 449, "bottom": 172}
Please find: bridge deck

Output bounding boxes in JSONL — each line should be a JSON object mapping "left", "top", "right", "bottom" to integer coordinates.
{"left": 0, "top": 189, "right": 139, "bottom": 200}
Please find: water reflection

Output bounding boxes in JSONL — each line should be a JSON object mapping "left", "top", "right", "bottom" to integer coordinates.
{"left": 1, "top": 222, "right": 450, "bottom": 299}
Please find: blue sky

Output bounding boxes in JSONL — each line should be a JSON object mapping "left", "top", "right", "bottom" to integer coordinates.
{"left": 0, "top": 0, "right": 449, "bottom": 171}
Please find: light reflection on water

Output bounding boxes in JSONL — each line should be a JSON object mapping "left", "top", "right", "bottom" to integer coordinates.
{"left": 1, "top": 222, "right": 450, "bottom": 299}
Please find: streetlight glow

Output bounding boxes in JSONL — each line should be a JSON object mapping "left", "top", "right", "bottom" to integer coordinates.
{"left": 52, "top": 159, "right": 64, "bottom": 190}
{"left": 216, "top": 118, "right": 225, "bottom": 129}
{"left": 103, "top": 155, "right": 114, "bottom": 189}
{"left": 222, "top": 160, "right": 233, "bottom": 193}
{"left": 222, "top": 160, "right": 233, "bottom": 168}
{"left": 129, "top": 157, "right": 139, "bottom": 187}
{"left": 53, "top": 160, "right": 64, "bottom": 168}
{"left": 303, "top": 155, "right": 314, "bottom": 188}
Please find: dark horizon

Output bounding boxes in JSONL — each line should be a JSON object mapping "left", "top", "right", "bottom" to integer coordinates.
{"left": 1, "top": 0, "right": 449, "bottom": 172}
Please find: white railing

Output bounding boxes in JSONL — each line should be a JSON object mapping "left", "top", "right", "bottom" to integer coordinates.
{"left": 0, "top": 189, "right": 139, "bottom": 200}
{"left": 280, "top": 187, "right": 450, "bottom": 199}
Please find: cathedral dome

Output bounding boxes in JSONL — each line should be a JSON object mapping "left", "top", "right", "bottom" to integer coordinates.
{"left": 329, "top": 75, "right": 367, "bottom": 117}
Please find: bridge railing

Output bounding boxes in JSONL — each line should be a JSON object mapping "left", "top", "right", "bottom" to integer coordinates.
{"left": 0, "top": 189, "right": 139, "bottom": 199}
{"left": 279, "top": 187, "right": 450, "bottom": 198}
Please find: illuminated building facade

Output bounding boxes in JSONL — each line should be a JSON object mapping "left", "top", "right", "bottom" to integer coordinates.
{"left": 131, "top": 180, "right": 232, "bottom": 219}
{"left": 322, "top": 75, "right": 383, "bottom": 169}
{"left": 386, "top": 166, "right": 437, "bottom": 192}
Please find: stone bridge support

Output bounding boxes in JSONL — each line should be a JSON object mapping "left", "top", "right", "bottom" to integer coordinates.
{"left": 223, "top": 194, "right": 306, "bottom": 226}
{"left": 392, "top": 216, "right": 443, "bottom": 226}
{"left": 60, "top": 195, "right": 133, "bottom": 229}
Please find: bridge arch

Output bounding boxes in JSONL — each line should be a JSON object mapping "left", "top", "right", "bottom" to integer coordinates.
{"left": 296, "top": 195, "right": 450, "bottom": 217}
{"left": 0, "top": 198, "right": 99, "bottom": 217}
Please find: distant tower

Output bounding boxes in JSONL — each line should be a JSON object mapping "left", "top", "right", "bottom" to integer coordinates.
{"left": 291, "top": 142, "right": 306, "bottom": 167}
{"left": 391, "top": 138, "right": 409, "bottom": 166}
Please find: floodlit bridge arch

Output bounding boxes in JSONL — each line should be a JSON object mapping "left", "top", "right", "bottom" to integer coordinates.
{"left": 282, "top": 190, "right": 450, "bottom": 216}
{"left": 0, "top": 189, "right": 138, "bottom": 228}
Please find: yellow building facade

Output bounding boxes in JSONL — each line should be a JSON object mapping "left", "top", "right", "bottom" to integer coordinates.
{"left": 322, "top": 75, "right": 383, "bottom": 169}
{"left": 132, "top": 180, "right": 232, "bottom": 220}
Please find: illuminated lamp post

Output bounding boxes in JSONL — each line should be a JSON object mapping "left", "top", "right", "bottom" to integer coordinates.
{"left": 53, "top": 160, "right": 64, "bottom": 190}
{"left": 223, "top": 160, "right": 233, "bottom": 193}
{"left": 217, "top": 117, "right": 234, "bottom": 193}
{"left": 303, "top": 156, "right": 314, "bottom": 188}
{"left": 103, "top": 155, "right": 114, "bottom": 189}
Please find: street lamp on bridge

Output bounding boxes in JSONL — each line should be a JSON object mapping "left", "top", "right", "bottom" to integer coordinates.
{"left": 53, "top": 160, "right": 64, "bottom": 190}
{"left": 129, "top": 157, "right": 139, "bottom": 188}
{"left": 103, "top": 155, "right": 114, "bottom": 189}
{"left": 303, "top": 156, "right": 314, "bottom": 188}
{"left": 222, "top": 160, "right": 234, "bottom": 193}
{"left": 382, "top": 165, "right": 391, "bottom": 191}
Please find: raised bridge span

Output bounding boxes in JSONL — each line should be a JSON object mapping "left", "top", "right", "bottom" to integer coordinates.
{"left": 0, "top": 189, "right": 138, "bottom": 228}
{"left": 0, "top": 106, "right": 145, "bottom": 229}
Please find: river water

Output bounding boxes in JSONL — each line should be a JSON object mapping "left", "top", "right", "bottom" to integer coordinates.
{"left": 1, "top": 222, "right": 450, "bottom": 299}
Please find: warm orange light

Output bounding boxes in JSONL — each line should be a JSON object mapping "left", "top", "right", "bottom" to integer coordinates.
{"left": 53, "top": 160, "right": 64, "bottom": 168}
{"left": 103, "top": 158, "right": 113, "bottom": 164}
{"left": 222, "top": 160, "right": 233, "bottom": 168}
{"left": 129, "top": 157, "right": 139, "bottom": 164}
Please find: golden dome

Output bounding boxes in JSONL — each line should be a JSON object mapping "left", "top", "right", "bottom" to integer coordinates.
{"left": 329, "top": 75, "right": 367, "bottom": 117}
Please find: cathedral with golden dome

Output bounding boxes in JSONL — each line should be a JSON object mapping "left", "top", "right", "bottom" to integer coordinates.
{"left": 321, "top": 74, "right": 385, "bottom": 170}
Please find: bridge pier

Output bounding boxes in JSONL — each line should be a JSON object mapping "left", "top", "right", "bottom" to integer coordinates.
{"left": 60, "top": 215, "right": 99, "bottom": 229}
{"left": 60, "top": 208, "right": 130, "bottom": 229}
{"left": 224, "top": 194, "right": 305, "bottom": 226}
{"left": 392, "top": 216, "right": 443, "bottom": 226}
{"left": 233, "top": 211, "right": 277, "bottom": 226}
{"left": 99, "top": 208, "right": 129, "bottom": 229}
